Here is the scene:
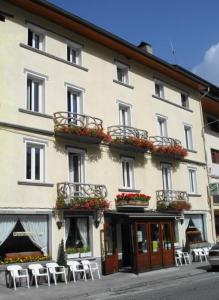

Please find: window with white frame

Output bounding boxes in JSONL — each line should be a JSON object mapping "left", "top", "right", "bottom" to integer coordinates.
{"left": 27, "top": 24, "right": 45, "bottom": 51}
{"left": 115, "top": 61, "right": 129, "bottom": 84}
{"left": 67, "top": 41, "right": 82, "bottom": 65}
{"left": 68, "top": 150, "right": 85, "bottom": 184}
{"left": 122, "top": 157, "right": 134, "bottom": 189}
{"left": 188, "top": 168, "right": 197, "bottom": 194}
{"left": 157, "top": 115, "right": 168, "bottom": 137}
{"left": 181, "top": 93, "right": 189, "bottom": 108}
{"left": 26, "top": 142, "right": 45, "bottom": 181}
{"left": 161, "top": 163, "right": 172, "bottom": 191}
{"left": 119, "top": 104, "right": 131, "bottom": 126}
{"left": 184, "top": 125, "right": 193, "bottom": 150}
{"left": 154, "top": 80, "right": 164, "bottom": 98}
{"left": 26, "top": 75, "right": 45, "bottom": 113}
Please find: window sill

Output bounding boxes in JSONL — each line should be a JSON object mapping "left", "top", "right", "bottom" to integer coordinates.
{"left": 19, "top": 108, "right": 53, "bottom": 119}
{"left": 187, "top": 149, "right": 197, "bottom": 153}
{"left": 152, "top": 95, "right": 193, "bottom": 112}
{"left": 20, "top": 43, "right": 89, "bottom": 72}
{"left": 17, "top": 181, "right": 54, "bottom": 187}
{"left": 113, "top": 79, "right": 134, "bottom": 89}
{"left": 188, "top": 193, "right": 202, "bottom": 197}
{"left": 118, "top": 188, "right": 141, "bottom": 193}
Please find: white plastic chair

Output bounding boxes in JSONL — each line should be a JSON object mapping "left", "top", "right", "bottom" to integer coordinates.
{"left": 46, "top": 262, "right": 67, "bottom": 285}
{"left": 67, "top": 261, "right": 86, "bottom": 282}
{"left": 7, "top": 265, "right": 30, "bottom": 290}
{"left": 81, "top": 260, "right": 100, "bottom": 280}
{"left": 28, "top": 264, "right": 50, "bottom": 288}
{"left": 176, "top": 250, "right": 191, "bottom": 264}
{"left": 175, "top": 251, "right": 183, "bottom": 266}
{"left": 203, "top": 247, "right": 209, "bottom": 256}
{"left": 197, "top": 248, "right": 208, "bottom": 262}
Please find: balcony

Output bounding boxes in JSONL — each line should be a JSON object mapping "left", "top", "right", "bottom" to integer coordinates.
{"left": 56, "top": 182, "right": 108, "bottom": 210}
{"left": 156, "top": 190, "right": 191, "bottom": 211}
{"left": 107, "top": 125, "right": 153, "bottom": 153}
{"left": 53, "top": 112, "right": 110, "bottom": 144}
{"left": 149, "top": 136, "right": 188, "bottom": 159}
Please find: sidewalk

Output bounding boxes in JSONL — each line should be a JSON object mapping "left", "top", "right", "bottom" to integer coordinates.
{"left": 0, "top": 262, "right": 211, "bottom": 300}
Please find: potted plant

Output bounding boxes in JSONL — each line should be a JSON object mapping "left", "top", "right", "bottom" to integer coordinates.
{"left": 79, "top": 246, "right": 92, "bottom": 258}
{"left": 65, "top": 247, "right": 80, "bottom": 259}
{"left": 116, "top": 193, "right": 151, "bottom": 207}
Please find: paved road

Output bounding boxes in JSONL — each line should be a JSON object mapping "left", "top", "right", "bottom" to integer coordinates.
{"left": 94, "top": 271, "right": 219, "bottom": 300}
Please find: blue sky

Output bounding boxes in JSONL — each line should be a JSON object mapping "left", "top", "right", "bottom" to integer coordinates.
{"left": 50, "top": 0, "right": 219, "bottom": 86}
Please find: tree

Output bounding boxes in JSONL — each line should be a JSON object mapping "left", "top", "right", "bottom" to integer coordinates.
{"left": 57, "top": 239, "right": 66, "bottom": 267}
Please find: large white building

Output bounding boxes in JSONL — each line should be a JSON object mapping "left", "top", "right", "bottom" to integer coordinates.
{"left": 0, "top": 0, "right": 217, "bottom": 274}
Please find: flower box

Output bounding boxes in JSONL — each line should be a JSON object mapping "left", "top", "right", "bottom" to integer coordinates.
{"left": 110, "top": 137, "right": 154, "bottom": 153}
{"left": 66, "top": 253, "right": 80, "bottom": 259}
{"left": 55, "top": 125, "right": 111, "bottom": 144}
{"left": 116, "top": 193, "right": 151, "bottom": 207}
{"left": 153, "top": 145, "right": 188, "bottom": 159}
{"left": 56, "top": 197, "right": 110, "bottom": 210}
{"left": 80, "top": 252, "right": 92, "bottom": 258}
{"left": 157, "top": 200, "right": 191, "bottom": 211}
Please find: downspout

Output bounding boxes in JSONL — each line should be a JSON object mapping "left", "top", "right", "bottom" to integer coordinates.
{"left": 199, "top": 86, "right": 216, "bottom": 243}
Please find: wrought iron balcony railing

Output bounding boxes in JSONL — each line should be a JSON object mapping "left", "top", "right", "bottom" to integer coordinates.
{"left": 156, "top": 190, "right": 189, "bottom": 202}
{"left": 53, "top": 112, "right": 103, "bottom": 131}
{"left": 57, "top": 182, "right": 107, "bottom": 202}
{"left": 149, "top": 136, "right": 181, "bottom": 147}
{"left": 107, "top": 125, "right": 148, "bottom": 140}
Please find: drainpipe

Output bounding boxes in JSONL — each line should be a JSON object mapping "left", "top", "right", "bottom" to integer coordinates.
{"left": 199, "top": 86, "right": 216, "bottom": 243}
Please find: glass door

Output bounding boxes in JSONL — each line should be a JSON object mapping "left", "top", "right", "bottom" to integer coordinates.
{"left": 161, "top": 163, "right": 172, "bottom": 201}
{"left": 103, "top": 219, "right": 118, "bottom": 275}
{"left": 69, "top": 152, "right": 84, "bottom": 197}
{"left": 135, "top": 223, "right": 150, "bottom": 273}
{"left": 149, "top": 223, "right": 162, "bottom": 268}
{"left": 161, "top": 222, "right": 174, "bottom": 267}
{"left": 67, "top": 90, "right": 81, "bottom": 125}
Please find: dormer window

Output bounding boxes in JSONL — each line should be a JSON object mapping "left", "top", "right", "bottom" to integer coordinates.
{"left": 27, "top": 24, "right": 45, "bottom": 51}
{"left": 154, "top": 80, "right": 164, "bottom": 98}
{"left": 115, "top": 61, "right": 129, "bottom": 84}
{"left": 67, "top": 41, "right": 82, "bottom": 65}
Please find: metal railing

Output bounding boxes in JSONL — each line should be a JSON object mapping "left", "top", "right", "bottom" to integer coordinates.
{"left": 57, "top": 182, "right": 107, "bottom": 203}
{"left": 149, "top": 136, "right": 181, "bottom": 147}
{"left": 156, "top": 190, "right": 189, "bottom": 202}
{"left": 53, "top": 112, "right": 103, "bottom": 131}
{"left": 107, "top": 125, "right": 148, "bottom": 139}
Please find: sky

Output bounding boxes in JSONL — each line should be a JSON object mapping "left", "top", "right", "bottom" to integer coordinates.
{"left": 50, "top": 0, "right": 219, "bottom": 87}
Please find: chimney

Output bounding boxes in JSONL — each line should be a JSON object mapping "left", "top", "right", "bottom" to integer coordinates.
{"left": 137, "top": 41, "right": 153, "bottom": 54}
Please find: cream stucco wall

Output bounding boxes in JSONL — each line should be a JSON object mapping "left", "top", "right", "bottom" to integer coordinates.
{"left": 0, "top": 1, "right": 214, "bottom": 259}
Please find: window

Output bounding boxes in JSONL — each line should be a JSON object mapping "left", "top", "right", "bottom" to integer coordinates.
{"left": 211, "top": 149, "right": 219, "bottom": 164}
{"left": 161, "top": 163, "right": 172, "bottom": 191}
{"left": 181, "top": 93, "right": 189, "bottom": 108}
{"left": 119, "top": 104, "right": 131, "bottom": 126}
{"left": 65, "top": 217, "right": 90, "bottom": 249}
{"left": 27, "top": 24, "right": 45, "bottom": 50}
{"left": 206, "top": 116, "right": 219, "bottom": 133}
{"left": 27, "top": 76, "right": 44, "bottom": 113}
{"left": 157, "top": 116, "right": 168, "bottom": 137}
{"left": 188, "top": 168, "right": 197, "bottom": 194}
{"left": 122, "top": 157, "right": 134, "bottom": 189}
{"left": 184, "top": 125, "right": 193, "bottom": 150}
{"left": 154, "top": 80, "right": 164, "bottom": 98}
{"left": 185, "top": 215, "right": 205, "bottom": 243}
{"left": 115, "top": 61, "right": 129, "bottom": 84}
{"left": 68, "top": 151, "right": 85, "bottom": 184}
{"left": 26, "top": 143, "right": 45, "bottom": 181}
{"left": 67, "top": 41, "right": 82, "bottom": 65}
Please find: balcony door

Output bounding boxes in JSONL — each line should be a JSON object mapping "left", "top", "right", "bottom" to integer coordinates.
{"left": 161, "top": 163, "right": 172, "bottom": 201}
{"left": 67, "top": 89, "right": 82, "bottom": 125}
{"left": 68, "top": 149, "right": 85, "bottom": 196}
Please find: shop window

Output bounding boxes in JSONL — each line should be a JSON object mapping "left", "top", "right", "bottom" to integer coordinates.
{"left": 185, "top": 215, "right": 205, "bottom": 244}
{"left": 65, "top": 217, "right": 90, "bottom": 250}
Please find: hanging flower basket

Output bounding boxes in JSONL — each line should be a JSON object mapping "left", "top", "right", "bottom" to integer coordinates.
{"left": 110, "top": 137, "right": 154, "bottom": 153}
{"left": 157, "top": 200, "right": 191, "bottom": 211}
{"left": 153, "top": 145, "right": 188, "bottom": 159}
{"left": 116, "top": 193, "right": 151, "bottom": 207}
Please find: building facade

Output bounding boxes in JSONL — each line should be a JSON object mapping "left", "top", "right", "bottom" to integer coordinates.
{"left": 0, "top": 0, "right": 215, "bottom": 274}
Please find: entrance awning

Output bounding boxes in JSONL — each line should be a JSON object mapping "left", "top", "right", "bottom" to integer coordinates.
{"left": 105, "top": 210, "right": 181, "bottom": 219}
